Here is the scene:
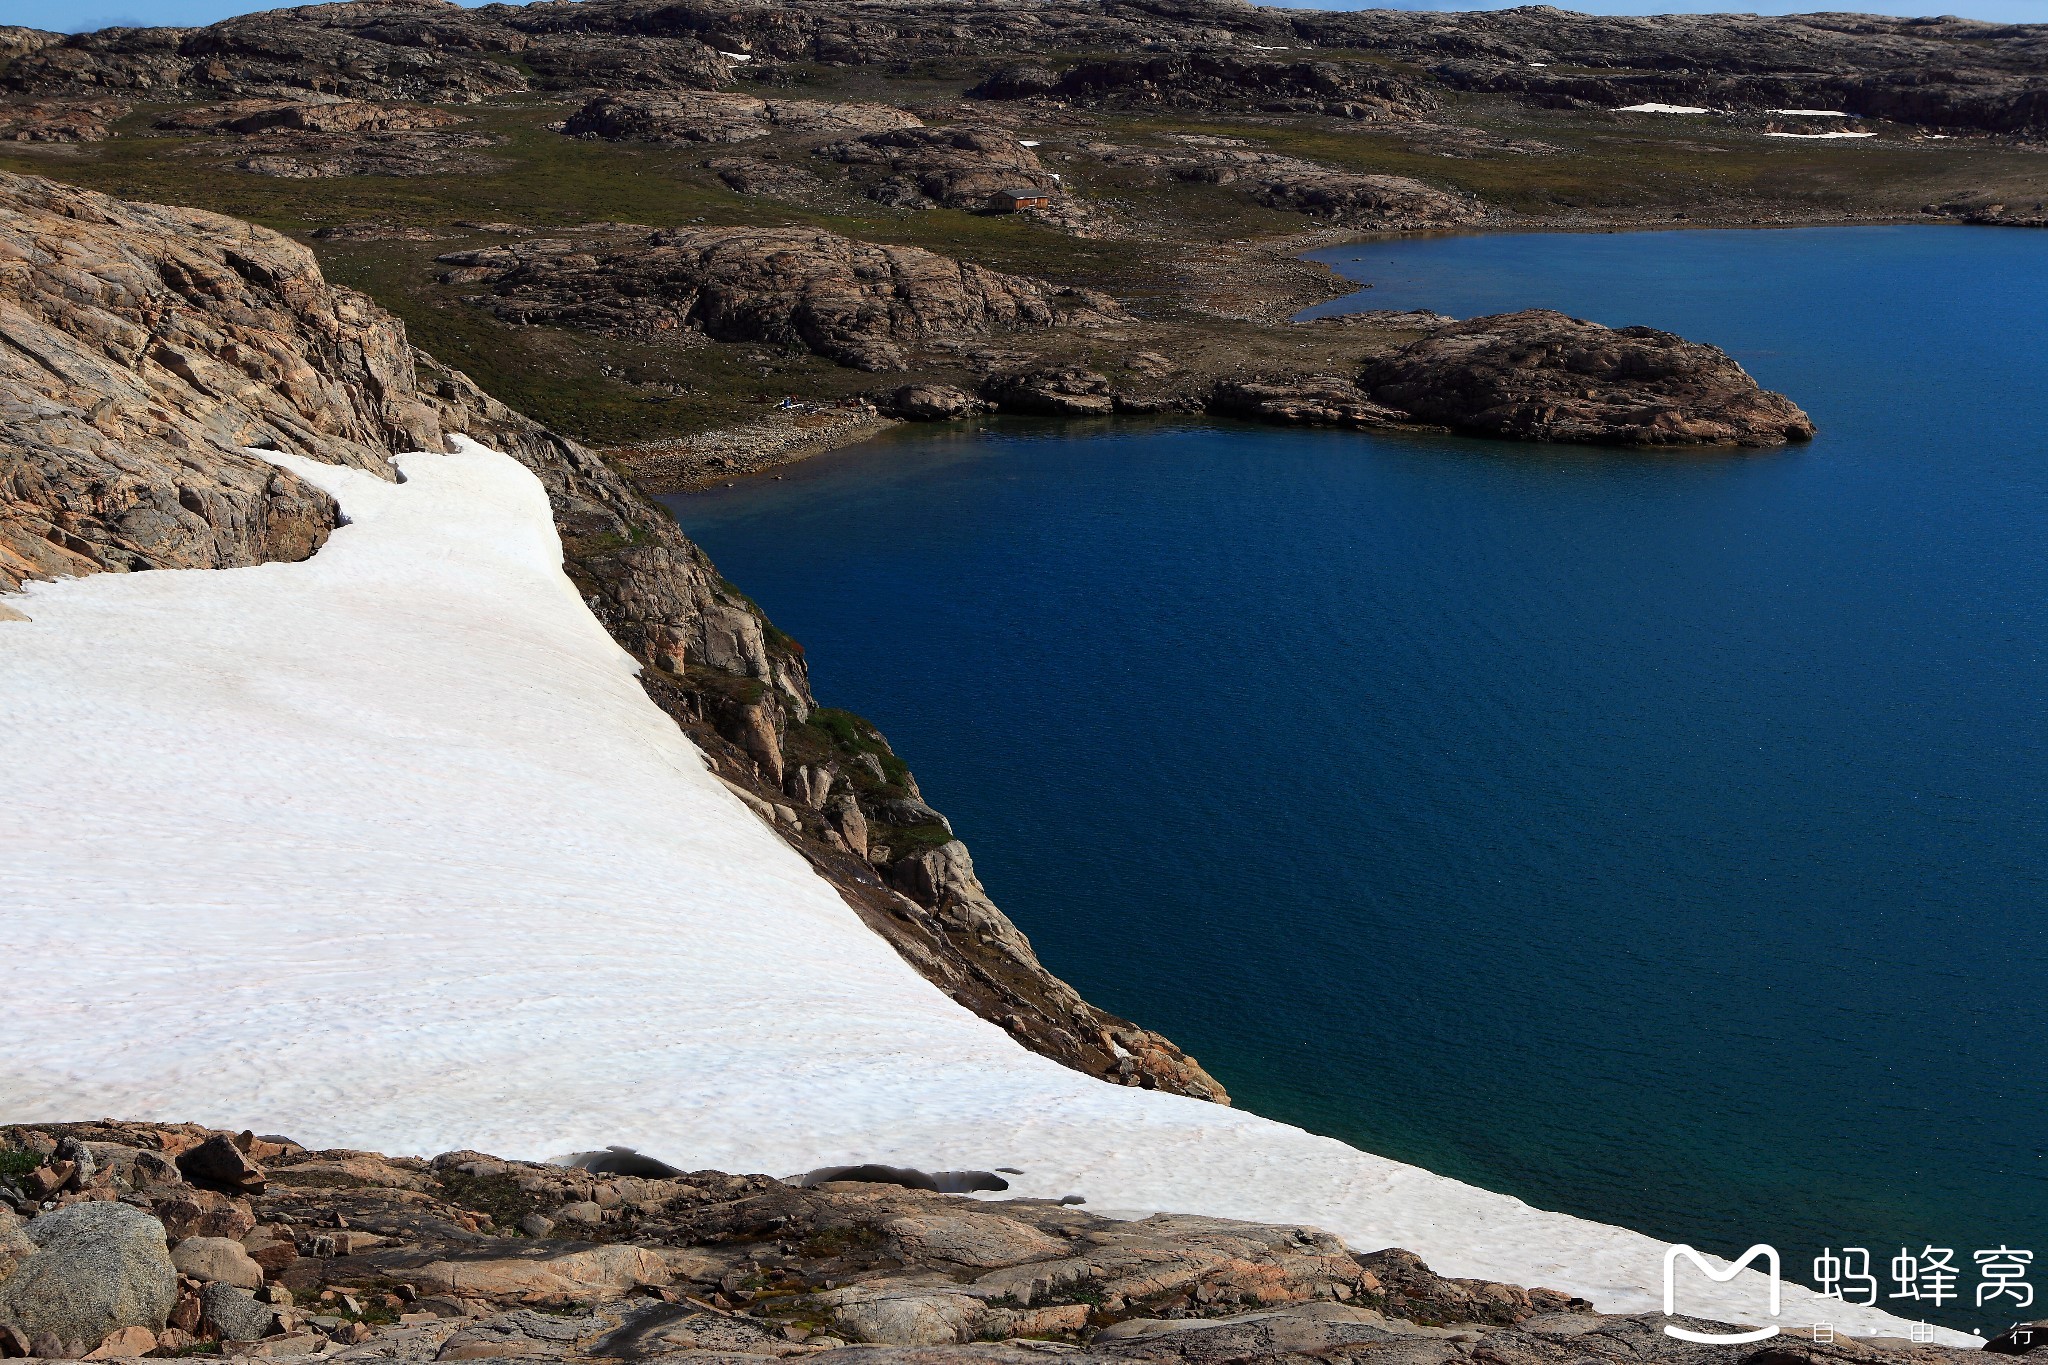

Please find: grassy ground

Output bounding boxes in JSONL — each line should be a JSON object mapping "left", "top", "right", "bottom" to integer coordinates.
{"left": 5, "top": 73, "right": 2042, "bottom": 449}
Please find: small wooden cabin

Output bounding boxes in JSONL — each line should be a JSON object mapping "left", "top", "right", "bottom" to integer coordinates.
{"left": 990, "top": 188, "right": 1055, "bottom": 212}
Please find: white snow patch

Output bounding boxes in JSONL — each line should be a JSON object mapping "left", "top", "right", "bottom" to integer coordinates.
{"left": 1767, "top": 108, "right": 1850, "bottom": 116}
{"left": 719, "top": 50, "right": 752, "bottom": 61}
{"left": 1616, "top": 103, "right": 1716, "bottom": 114}
{"left": 1764, "top": 130, "right": 1876, "bottom": 139}
{"left": 0, "top": 440, "right": 1968, "bottom": 1348}
{"left": 1018, "top": 139, "right": 1040, "bottom": 147}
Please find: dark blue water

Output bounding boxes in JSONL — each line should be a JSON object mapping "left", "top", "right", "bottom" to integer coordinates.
{"left": 665, "top": 227, "right": 2048, "bottom": 1326}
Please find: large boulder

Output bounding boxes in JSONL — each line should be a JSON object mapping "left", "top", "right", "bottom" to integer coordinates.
{"left": 1359, "top": 309, "right": 1817, "bottom": 447}
{"left": 0, "top": 1203, "right": 177, "bottom": 1354}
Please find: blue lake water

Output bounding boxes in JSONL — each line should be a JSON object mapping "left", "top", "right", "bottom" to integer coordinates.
{"left": 665, "top": 226, "right": 2048, "bottom": 1326}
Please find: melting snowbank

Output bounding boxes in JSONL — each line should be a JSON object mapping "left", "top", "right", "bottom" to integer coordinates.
{"left": 0, "top": 443, "right": 1962, "bottom": 1344}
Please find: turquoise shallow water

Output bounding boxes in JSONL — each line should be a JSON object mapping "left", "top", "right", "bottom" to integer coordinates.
{"left": 666, "top": 226, "right": 2048, "bottom": 1327}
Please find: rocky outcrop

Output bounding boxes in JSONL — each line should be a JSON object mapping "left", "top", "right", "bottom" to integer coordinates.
{"left": 521, "top": 34, "right": 735, "bottom": 92}
{"left": 150, "top": 94, "right": 500, "bottom": 176}
{"left": 1359, "top": 310, "right": 1816, "bottom": 447}
{"left": 983, "top": 364, "right": 1115, "bottom": 416}
{"left": 1078, "top": 141, "right": 1481, "bottom": 229}
{"left": 0, "top": 99, "right": 128, "bottom": 142}
{"left": 886, "top": 383, "right": 984, "bottom": 420}
{"left": 970, "top": 53, "right": 1438, "bottom": 121}
{"left": 1211, "top": 376, "right": 1408, "bottom": 429}
{"left": 564, "top": 90, "right": 919, "bottom": 144}
{"left": 707, "top": 156, "right": 822, "bottom": 201}
{"left": 189, "top": 129, "right": 505, "bottom": 178}
{"left": 440, "top": 226, "right": 1127, "bottom": 371}
{"left": 0, "top": 171, "right": 1218, "bottom": 1103}
{"left": 0, "top": 171, "right": 441, "bottom": 592}
{"left": 820, "top": 125, "right": 1058, "bottom": 210}
{"left": 1173, "top": 153, "right": 1484, "bottom": 229}
{"left": 154, "top": 97, "right": 466, "bottom": 134}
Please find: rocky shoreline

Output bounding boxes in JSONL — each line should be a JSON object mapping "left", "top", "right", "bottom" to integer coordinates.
{"left": 0, "top": 1120, "right": 2002, "bottom": 1364}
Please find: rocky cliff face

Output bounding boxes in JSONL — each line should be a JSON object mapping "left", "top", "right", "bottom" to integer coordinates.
{"left": 0, "top": 169, "right": 1223, "bottom": 1105}
{"left": 0, "top": 173, "right": 442, "bottom": 591}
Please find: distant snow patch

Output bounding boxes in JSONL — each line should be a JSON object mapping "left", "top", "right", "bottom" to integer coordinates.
{"left": 1616, "top": 103, "right": 1715, "bottom": 114}
{"left": 1768, "top": 108, "right": 1849, "bottom": 116}
{"left": 1765, "top": 130, "right": 1876, "bottom": 139}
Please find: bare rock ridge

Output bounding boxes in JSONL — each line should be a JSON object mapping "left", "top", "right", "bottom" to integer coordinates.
{"left": 437, "top": 226, "right": 1128, "bottom": 371}
{"left": 2, "top": 1, "right": 2043, "bottom": 137}
{"left": 563, "top": 91, "right": 922, "bottom": 144}
{"left": 0, "top": 168, "right": 1223, "bottom": 1105}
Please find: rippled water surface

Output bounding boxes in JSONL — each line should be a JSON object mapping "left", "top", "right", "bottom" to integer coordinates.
{"left": 666, "top": 227, "right": 2048, "bottom": 1325}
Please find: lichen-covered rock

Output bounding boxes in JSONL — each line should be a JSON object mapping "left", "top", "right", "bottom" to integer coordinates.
{"left": 1359, "top": 309, "right": 1817, "bottom": 447}
{"left": 0, "top": 1203, "right": 177, "bottom": 1353}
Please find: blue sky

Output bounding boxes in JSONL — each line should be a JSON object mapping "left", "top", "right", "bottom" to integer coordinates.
{"left": 19, "top": 0, "right": 2048, "bottom": 41}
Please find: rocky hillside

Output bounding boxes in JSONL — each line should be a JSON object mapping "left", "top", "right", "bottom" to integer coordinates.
{"left": 1, "top": 0, "right": 2042, "bottom": 136}
{"left": 0, "top": 167, "right": 1224, "bottom": 1106}
{"left": 0, "top": 1120, "right": 2001, "bottom": 1365}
